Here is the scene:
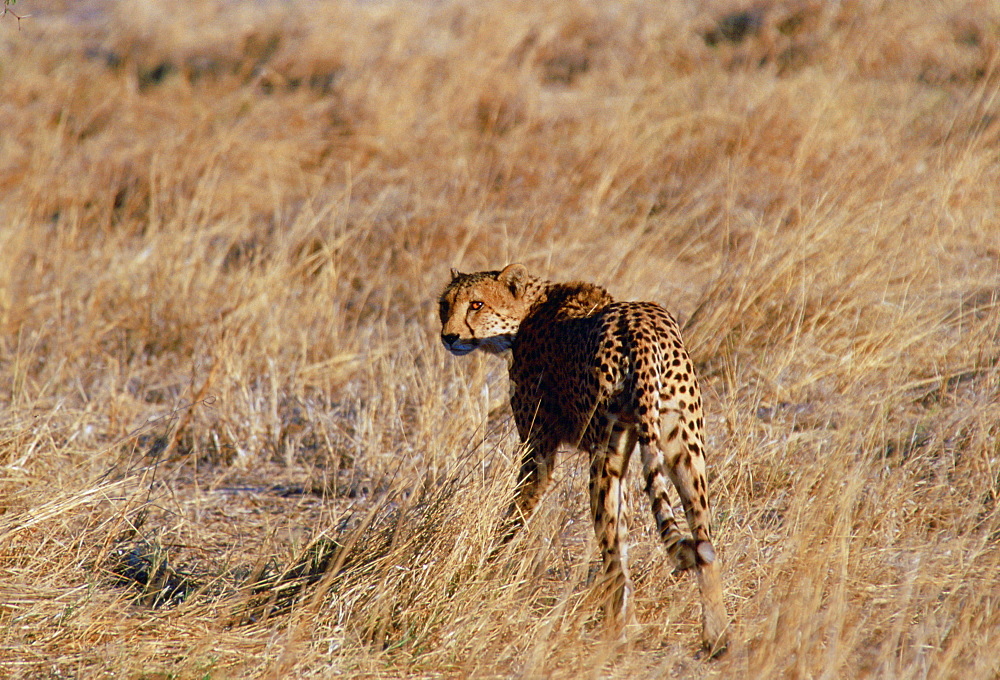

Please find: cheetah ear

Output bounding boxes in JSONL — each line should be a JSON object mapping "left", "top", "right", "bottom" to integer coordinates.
{"left": 450, "top": 267, "right": 463, "bottom": 280}
{"left": 497, "top": 263, "right": 529, "bottom": 297}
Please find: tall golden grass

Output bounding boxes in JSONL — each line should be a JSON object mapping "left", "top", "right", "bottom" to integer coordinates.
{"left": 1, "top": 0, "right": 999, "bottom": 677}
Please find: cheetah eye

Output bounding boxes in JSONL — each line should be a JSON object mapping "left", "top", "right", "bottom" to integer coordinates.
{"left": 468, "top": 301, "right": 484, "bottom": 311}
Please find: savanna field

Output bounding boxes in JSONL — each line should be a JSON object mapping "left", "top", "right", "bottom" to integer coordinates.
{"left": 1, "top": 0, "right": 999, "bottom": 677}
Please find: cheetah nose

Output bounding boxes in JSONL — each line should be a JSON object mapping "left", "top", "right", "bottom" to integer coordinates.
{"left": 441, "top": 333, "right": 459, "bottom": 348}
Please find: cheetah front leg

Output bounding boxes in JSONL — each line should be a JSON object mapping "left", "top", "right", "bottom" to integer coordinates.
{"left": 642, "top": 407, "right": 729, "bottom": 654}
{"left": 497, "top": 431, "right": 559, "bottom": 546}
{"left": 589, "top": 421, "right": 638, "bottom": 633}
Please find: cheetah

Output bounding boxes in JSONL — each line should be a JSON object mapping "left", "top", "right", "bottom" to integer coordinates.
{"left": 439, "top": 263, "right": 728, "bottom": 653}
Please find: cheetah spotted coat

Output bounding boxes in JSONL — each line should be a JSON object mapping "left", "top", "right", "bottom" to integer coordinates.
{"left": 439, "top": 264, "right": 728, "bottom": 653}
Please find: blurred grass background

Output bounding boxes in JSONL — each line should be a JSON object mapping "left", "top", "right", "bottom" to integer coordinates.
{"left": 1, "top": 0, "right": 999, "bottom": 677}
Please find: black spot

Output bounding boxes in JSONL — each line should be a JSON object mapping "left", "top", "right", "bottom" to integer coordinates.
{"left": 645, "top": 471, "right": 657, "bottom": 493}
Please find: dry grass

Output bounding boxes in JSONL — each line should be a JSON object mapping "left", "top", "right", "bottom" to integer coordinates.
{"left": 1, "top": 0, "right": 999, "bottom": 677}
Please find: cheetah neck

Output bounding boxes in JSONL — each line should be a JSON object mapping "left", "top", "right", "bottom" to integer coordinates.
{"left": 525, "top": 279, "right": 614, "bottom": 321}
{"left": 518, "top": 275, "right": 553, "bottom": 309}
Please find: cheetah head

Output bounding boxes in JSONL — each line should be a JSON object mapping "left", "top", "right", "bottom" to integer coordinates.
{"left": 438, "top": 263, "right": 534, "bottom": 356}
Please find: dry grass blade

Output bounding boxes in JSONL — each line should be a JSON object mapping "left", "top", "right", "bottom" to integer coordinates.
{"left": 2, "top": 0, "right": 1000, "bottom": 677}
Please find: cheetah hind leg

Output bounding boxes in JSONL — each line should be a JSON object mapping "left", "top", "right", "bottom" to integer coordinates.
{"left": 693, "top": 552, "right": 728, "bottom": 656}
{"left": 642, "top": 422, "right": 729, "bottom": 654}
{"left": 589, "top": 426, "right": 638, "bottom": 638}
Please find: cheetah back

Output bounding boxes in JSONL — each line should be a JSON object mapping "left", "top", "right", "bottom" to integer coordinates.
{"left": 512, "top": 297, "right": 698, "bottom": 450}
